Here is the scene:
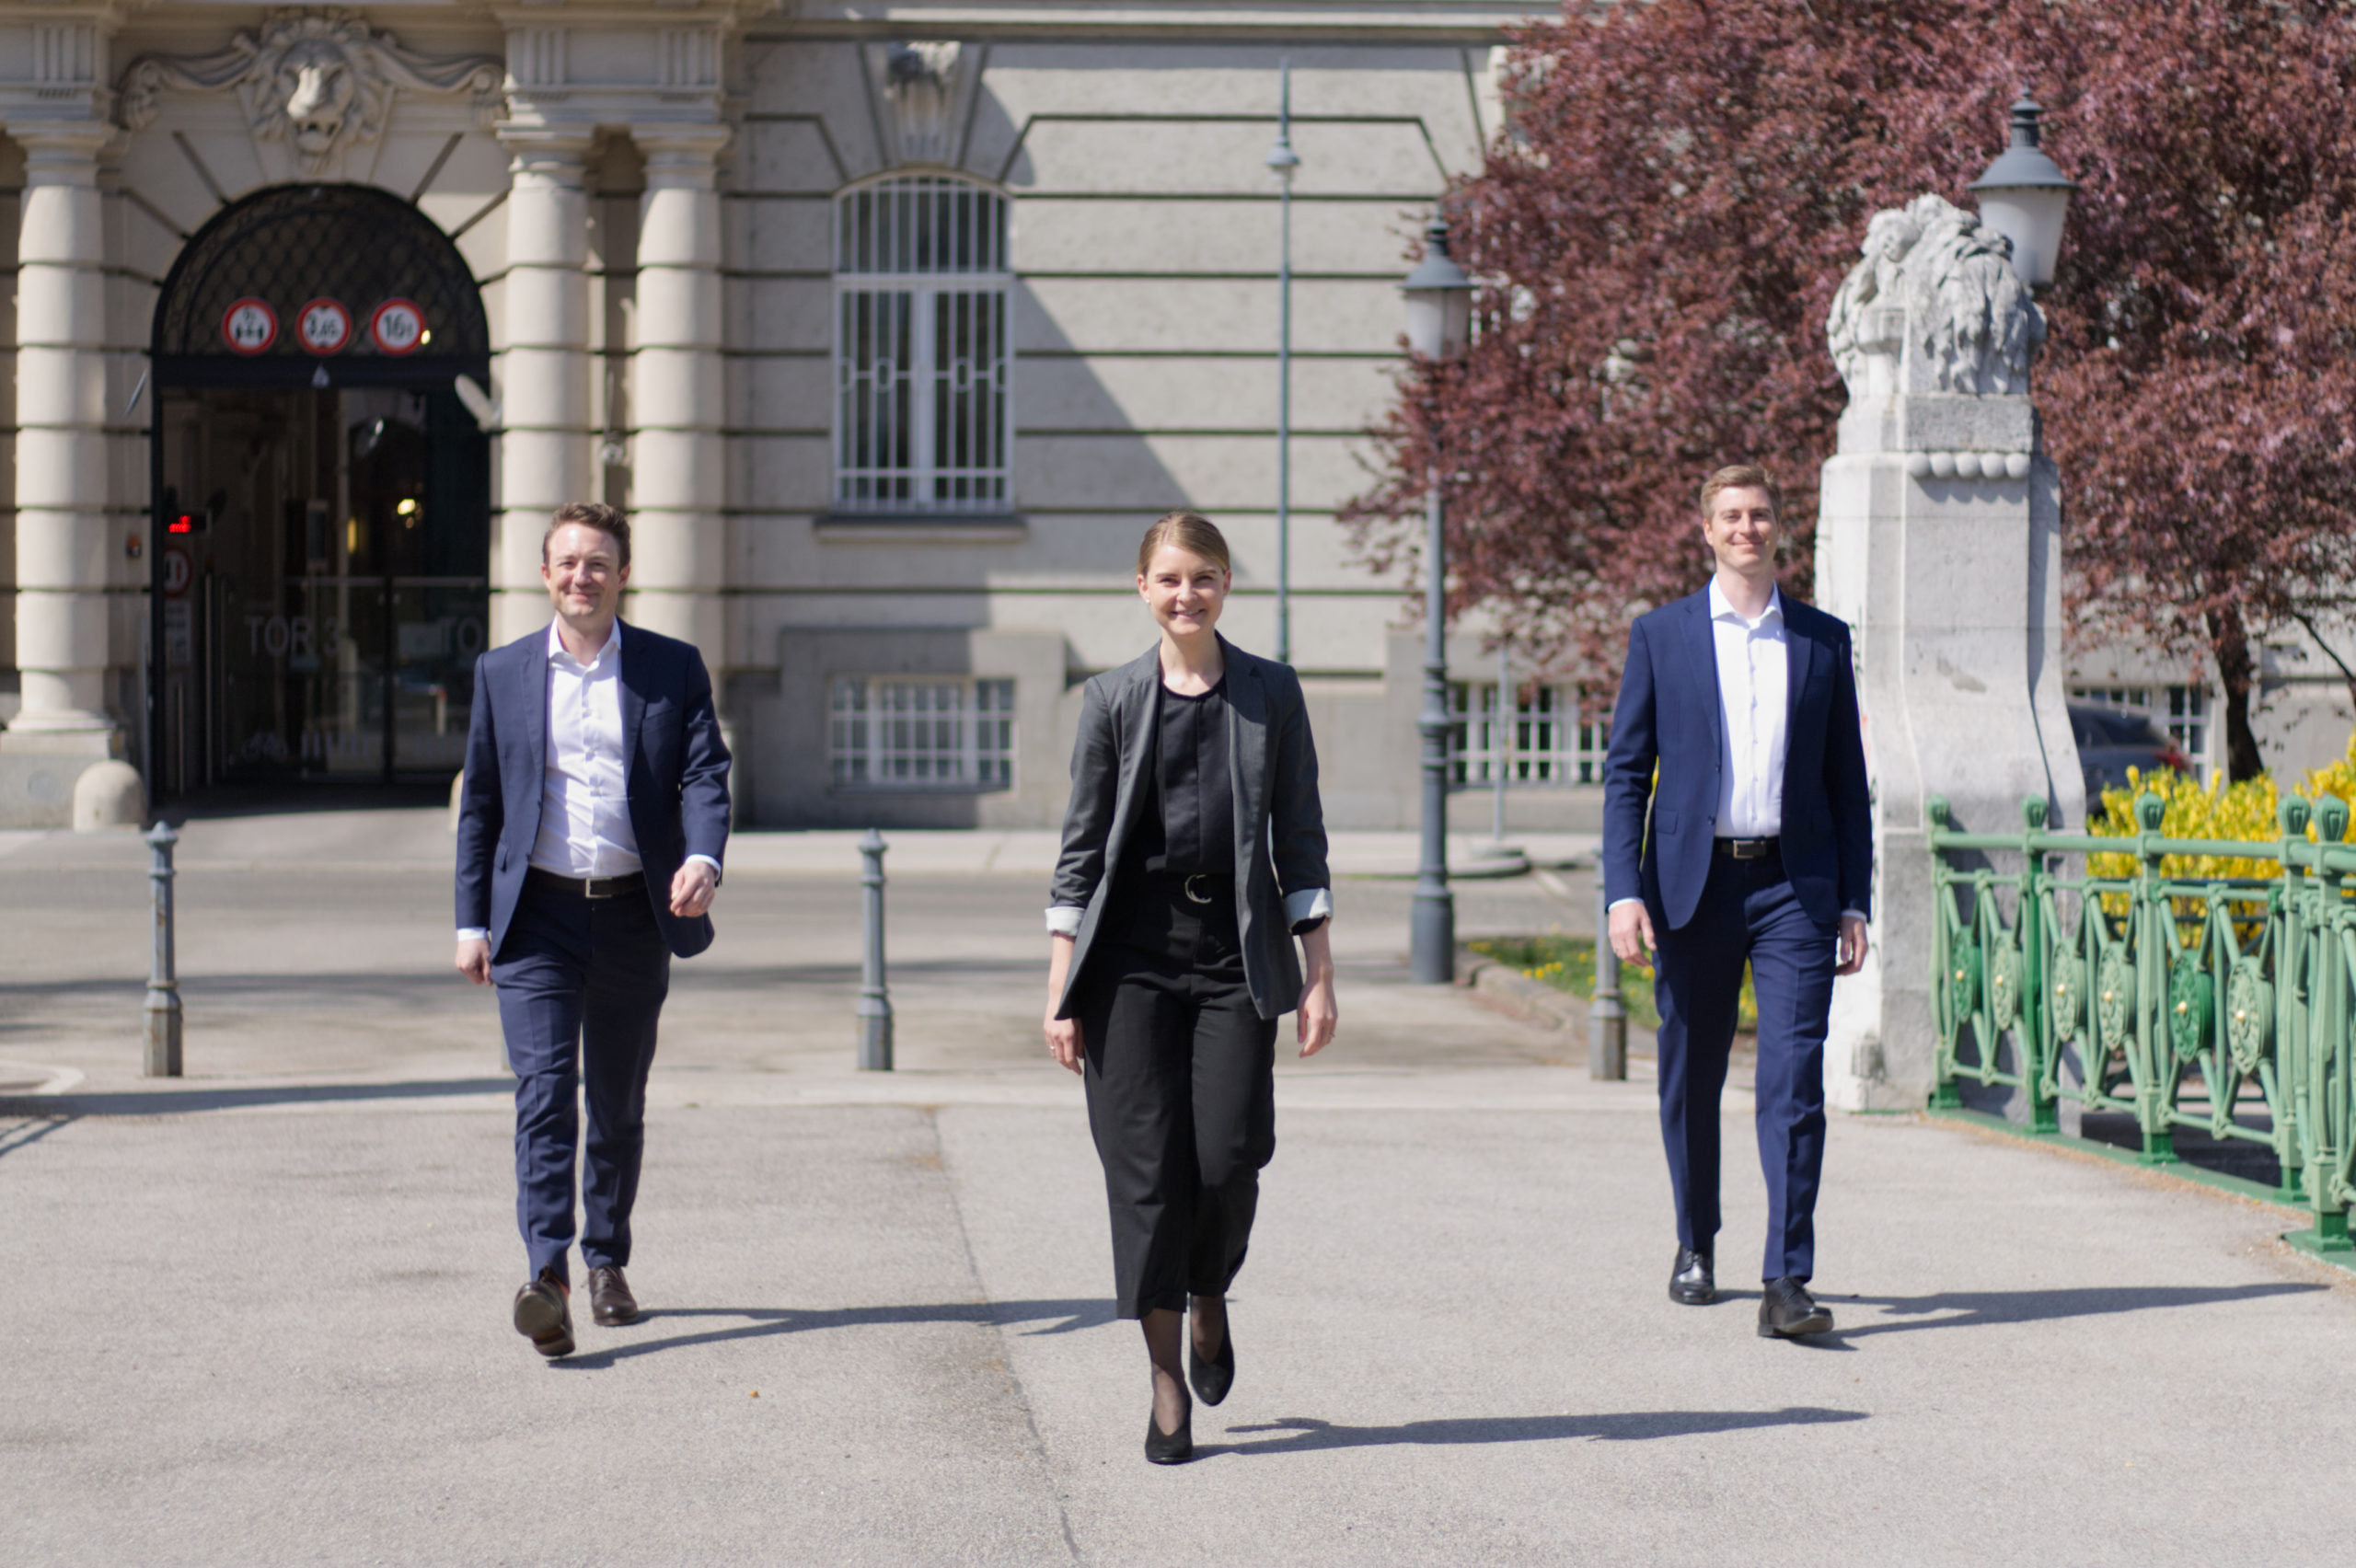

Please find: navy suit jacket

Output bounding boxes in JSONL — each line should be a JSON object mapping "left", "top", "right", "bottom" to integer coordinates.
{"left": 1600, "top": 587, "right": 1871, "bottom": 931}
{"left": 454, "top": 619, "right": 732, "bottom": 961}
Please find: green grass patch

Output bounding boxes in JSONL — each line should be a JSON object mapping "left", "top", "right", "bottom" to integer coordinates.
{"left": 1465, "top": 933, "right": 1758, "bottom": 1034}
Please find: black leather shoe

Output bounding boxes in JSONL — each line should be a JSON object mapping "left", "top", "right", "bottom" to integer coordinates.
{"left": 1669, "top": 1247, "right": 1716, "bottom": 1305}
{"left": 1188, "top": 1317, "right": 1235, "bottom": 1407}
{"left": 587, "top": 1265, "right": 641, "bottom": 1326}
{"left": 513, "top": 1266, "right": 574, "bottom": 1358}
{"left": 1145, "top": 1402, "right": 1195, "bottom": 1465}
{"left": 1758, "top": 1276, "right": 1834, "bottom": 1338}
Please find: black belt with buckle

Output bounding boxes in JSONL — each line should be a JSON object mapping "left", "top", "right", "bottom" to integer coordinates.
{"left": 1715, "top": 836, "right": 1780, "bottom": 859}
{"left": 1148, "top": 870, "right": 1231, "bottom": 905}
{"left": 527, "top": 867, "right": 646, "bottom": 900}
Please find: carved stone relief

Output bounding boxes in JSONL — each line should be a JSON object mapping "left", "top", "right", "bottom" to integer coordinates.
{"left": 1827, "top": 192, "right": 2045, "bottom": 399}
{"left": 869, "top": 40, "right": 969, "bottom": 167}
{"left": 118, "top": 8, "right": 504, "bottom": 179}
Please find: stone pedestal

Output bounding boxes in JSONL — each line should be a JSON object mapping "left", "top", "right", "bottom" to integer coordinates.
{"left": 1814, "top": 198, "right": 2084, "bottom": 1113}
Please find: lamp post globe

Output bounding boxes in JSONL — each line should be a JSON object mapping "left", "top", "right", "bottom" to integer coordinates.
{"left": 1969, "top": 93, "right": 2075, "bottom": 291}
{"left": 1401, "top": 216, "right": 1474, "bottom": 985}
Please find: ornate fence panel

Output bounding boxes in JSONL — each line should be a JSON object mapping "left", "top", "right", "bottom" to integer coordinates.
{"left": 1928, "top": 791, "right": 2354, "bottom": 1259}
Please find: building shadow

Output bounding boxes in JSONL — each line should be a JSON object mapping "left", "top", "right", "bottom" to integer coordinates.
{"left": 0, "top": 1077, "right": 513, "bottom": 1117}
{"left": 1209, "top": 1406, "right": 1867, "bottom": 1458}
{"left": 548, "top": 1297, "right": 1121, "bottom": 1370}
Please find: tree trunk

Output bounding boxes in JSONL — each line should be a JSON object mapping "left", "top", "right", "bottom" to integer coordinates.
{"left": 2206, "top": 604, "right": 2267, "bottom": 782}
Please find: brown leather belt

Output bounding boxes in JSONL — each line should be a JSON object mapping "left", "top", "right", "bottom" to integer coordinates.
{"left": 527, "top": 867, "right": 645, "bottom": 900}
{"left": 1715, "top": 836, "right": 1779, "bottom": 859}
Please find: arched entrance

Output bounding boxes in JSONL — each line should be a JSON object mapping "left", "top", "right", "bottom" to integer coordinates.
{"left": 148, "top": 183, "right": 492, "bottom": 793}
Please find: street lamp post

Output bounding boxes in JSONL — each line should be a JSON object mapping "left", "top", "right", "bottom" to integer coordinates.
{"left": 1968, "top": 92, "right": 2075, "bottom": 291}
{"left": 1401, "top": 217, "right": 1474, "bottom": 985}
{"left": 1265, "top": 61, "right": 1300, "bottom": 663}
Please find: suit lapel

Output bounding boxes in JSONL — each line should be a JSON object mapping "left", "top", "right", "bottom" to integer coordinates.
{"left": 521, "top": 626, "right": 549, "bottom": 788}
{"left": 617, "top": 618, "right": 646, "bottom": 791}
{"left": 1784, "top": 603, "right": 1818, "bottom": 740}
{"left": 1680, "top": 590, "right": 1725, "bottom": 760}
{"left": 1223, "top": 639, "right": 1267, "bottom": 845}
{"left": 1109, "top": 645, "right": 1161, "bottom": 854}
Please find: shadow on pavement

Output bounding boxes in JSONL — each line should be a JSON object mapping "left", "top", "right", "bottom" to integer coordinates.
{"left": 1816, "top": 1282, "right": 2327, "bottom": 1341}
{"left": 0, "top": 1114, "right": 78, "bottom": 1160}
{"left": 549, "top": 1297, "right": 1122, "bottom": 1368}
{"left": 1212, "top": 1406, "right": 1866, "bottom": 1455}
{"left": 0, "top": 1077, "right": 514, "bottom": 1116}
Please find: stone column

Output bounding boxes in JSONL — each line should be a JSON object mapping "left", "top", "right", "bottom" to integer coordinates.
{"left": 492, "top": 130, "right": 595, "bottom": 647}
{"left": 0, "top": 124, "right": 120, "bottom": 825}
{"left": 625, "top": 125, "right": 729, "bottom": 662}
{"left": 1815, "top": 193, "right": 2083, "bottom": 1113}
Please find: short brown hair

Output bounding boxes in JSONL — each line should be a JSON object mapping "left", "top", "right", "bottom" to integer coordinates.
{"left": 543, "top": 502, "right": 631, "bottom": 569}
{"left": 1136, "top": 510, "right": 1231, "bottom": 575}
{"left": 1698, "top": 465, "right": 1782, "bottom": 520}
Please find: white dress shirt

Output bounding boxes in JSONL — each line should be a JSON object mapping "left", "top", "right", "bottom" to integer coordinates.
{"left": 1711, "top": 578, "right": 1789, "bottom": 839}
{"left": 456, "top": 619, "right": 718, "bottom": 942}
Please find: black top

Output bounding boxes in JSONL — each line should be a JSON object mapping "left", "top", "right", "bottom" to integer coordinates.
{"left": 1126, "top": 678, "right": 1234, "bottom": 876}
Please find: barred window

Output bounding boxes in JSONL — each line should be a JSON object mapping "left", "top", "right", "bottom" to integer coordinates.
{"left": 830, "top": 677, "right": 1016, "bottom": 789}
{"left": 835, "top": 175, "right": 1011, "bottom": 513}
{"left": 2073, "top": 684, "right": 2211, "bottom": 779}
{"left": 1449, "top": 682, "right": 1610, "bottom": 787}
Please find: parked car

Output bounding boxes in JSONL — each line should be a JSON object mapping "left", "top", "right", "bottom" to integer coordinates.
{"left": 2070, "top": 701, "right": 2193, "bottom": 801}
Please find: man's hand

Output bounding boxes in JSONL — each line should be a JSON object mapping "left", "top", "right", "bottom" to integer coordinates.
{"left": 1608, "top": 900, "right": 1656, "bottom": 967}
{"left": 670, "top": 860, "right": 719, "bottom": 918}
{"left": 1836, "top": 914, "right": 1870, "bottom": 977}
{"left": 456, "top": 938, "right": 491, "bottom": 986}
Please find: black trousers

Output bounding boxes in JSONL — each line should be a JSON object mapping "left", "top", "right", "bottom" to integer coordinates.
{"left": 492, "top": 878, "right": 672, "bottom": 1286}
{"left": 1079, "top": 879, "right": 1279, "bottom": 1320}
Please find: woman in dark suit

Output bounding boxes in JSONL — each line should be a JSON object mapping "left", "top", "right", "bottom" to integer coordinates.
{"left": 1043, "top": 510, "right": 1338, "bottom": 1465}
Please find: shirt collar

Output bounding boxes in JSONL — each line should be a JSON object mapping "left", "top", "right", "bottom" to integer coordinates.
{"left": 547, "top": 617, "right": 621, "bottom": 671}
{"left": 1707, "top": 578, "right": 1784, "bottom": 630}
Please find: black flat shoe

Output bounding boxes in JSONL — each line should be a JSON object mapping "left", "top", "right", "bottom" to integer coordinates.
{"left": 1145, "top": 1403, "right": 1195, "bottom": 1465}
{"left": 512, "top": 1266, "right": 574, "bottom": 1358}
{"left": 1188, "top": 1320, "right": 1235, "bottom": 1406}
{"left": 1758, "top": 1276, "right": 1834, "bottom": 1339}
{"left": 1669, "top": 1246, "right": 1716, "bottom": 1306}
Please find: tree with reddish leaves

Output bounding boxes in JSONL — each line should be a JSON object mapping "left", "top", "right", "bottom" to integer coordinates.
{"left": 1345, "top": 0, "right": 2356, "bottom": 780}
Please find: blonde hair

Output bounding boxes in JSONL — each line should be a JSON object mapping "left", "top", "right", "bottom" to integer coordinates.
{"left": 1136, "top": 510, "right": 1231, "bottom": 575}
{"left": 1697, "top": 464, "right": 1782, "bottom": 520}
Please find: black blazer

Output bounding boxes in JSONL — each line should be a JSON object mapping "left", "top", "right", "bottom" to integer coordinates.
{"left": 1051, "top": 638, "right": 1331, "bottom": 1020}
{"left": 454, "top": 619, "right": 733, "bottom": 961}
{"left": 1600, "top": 587, "right": 1871, "bottom": 930}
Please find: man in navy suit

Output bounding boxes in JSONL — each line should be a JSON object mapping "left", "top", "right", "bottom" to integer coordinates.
{"left": 1601, "top": 466, "right": 1871, "bottom": 1339}
{"left": 454, "top": 502, "right": 731, "bottom": 1358}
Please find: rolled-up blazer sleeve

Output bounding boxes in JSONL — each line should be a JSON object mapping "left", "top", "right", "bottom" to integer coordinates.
{"left": 1268, "top": 667, "right": 1332, "bottom": 918}
{"left": 1048, "top": 675, "right": 1120, "bottom": 920}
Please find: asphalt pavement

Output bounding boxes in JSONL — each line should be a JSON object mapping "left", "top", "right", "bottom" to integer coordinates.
{"left": 4, "top": 807, "right": 2354, "bottom": 1565}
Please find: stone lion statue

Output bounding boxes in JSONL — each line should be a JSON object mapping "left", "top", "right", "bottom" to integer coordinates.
{"left": 1827, "top": 192, "right": 2044, "bottom": 398}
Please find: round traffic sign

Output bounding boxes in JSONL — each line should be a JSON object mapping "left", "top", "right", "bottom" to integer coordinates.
{"left": 296, "top": 297, "right": 352, "bottom": 355}
{"left": 370, "top": 298, "right": 426, "bottom": 356}
{"left": 162, "top": 545, "right": 192, "bottom": 598}
{"left": 222, "top": 298, "right": 277, "bottom": 355}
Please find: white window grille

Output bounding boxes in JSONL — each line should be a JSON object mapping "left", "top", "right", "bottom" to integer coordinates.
{"left": 835, "top": 175, "right": 1011, "bottom": 513}
{"left": 1448, "top": 682, "right": 1610, "bottom": 787}
{"left": 2072, "top": 684, "right": 2212, "bottom": 778}
{"left": 830, "top": 677, "right": 1016, "bottom": 789}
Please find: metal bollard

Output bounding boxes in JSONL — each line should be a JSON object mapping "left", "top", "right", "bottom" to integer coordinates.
{"left": 144, "top": 823, "right": 183, "bottom": 1078}
{"left": 856, "top": 828, "right": 894, "bottom": 1070}
{"left": 1589, "top": 873, "right": 1626, "bottom": 1080}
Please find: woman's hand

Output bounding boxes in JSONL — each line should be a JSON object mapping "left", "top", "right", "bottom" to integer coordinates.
{"left": 1045, "top": 1012, "right": 1084, "bottom": 1075}
{"left": 1297, "top": 922, "right": 1337, "bottom": 1057}
{"left": 1044, "top": 931, "right": 1083, "bottom": 1075}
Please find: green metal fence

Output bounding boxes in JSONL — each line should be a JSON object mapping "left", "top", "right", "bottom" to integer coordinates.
{"left": 1928, "top": 791, "right": 2353, "bottom": 1260}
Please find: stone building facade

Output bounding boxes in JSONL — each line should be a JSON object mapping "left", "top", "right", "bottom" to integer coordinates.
{"left": 0, "top": 2, "right": 2337, "bottom": 831}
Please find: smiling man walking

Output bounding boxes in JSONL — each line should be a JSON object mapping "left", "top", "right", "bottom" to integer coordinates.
{"left": 1600, "top": 467, "right": 1871, "bottom": 1340}
{"left": 454, "top": 502, "right": 731, "bottom": 1358}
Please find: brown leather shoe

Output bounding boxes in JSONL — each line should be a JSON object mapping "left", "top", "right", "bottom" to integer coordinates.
{"left": 513, "top": 1267, "right": 574, "bottom": 1357}
{"left": 587, "top": 1265, "right": 641, "bottom": 1326}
